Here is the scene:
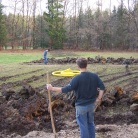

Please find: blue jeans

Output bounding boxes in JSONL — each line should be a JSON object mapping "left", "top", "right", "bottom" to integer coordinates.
{"left": 44, "top": 57, "right": 48, "bottom": 64}
{"left": 76, "top": 103, "right": 95, "bottom": 138}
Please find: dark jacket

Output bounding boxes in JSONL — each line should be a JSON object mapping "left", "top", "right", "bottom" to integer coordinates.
{"left": 62, "top": 72, "right": 105, "bottom": 106}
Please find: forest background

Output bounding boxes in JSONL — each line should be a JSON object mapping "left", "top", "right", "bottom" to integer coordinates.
{"left": 0, "top": 0, "right": 138, "bottom": 50}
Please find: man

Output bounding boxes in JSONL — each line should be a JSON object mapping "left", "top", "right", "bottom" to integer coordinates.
{"left": 43, "top": 50, "right": 48, "bottom": 64}
{"left": 47, "top": 57, "right": 105, "bottom": 138}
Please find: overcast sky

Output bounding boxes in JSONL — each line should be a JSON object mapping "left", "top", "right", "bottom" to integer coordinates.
{"left": 1, "top": 0, "right": 128, "bottom": 15}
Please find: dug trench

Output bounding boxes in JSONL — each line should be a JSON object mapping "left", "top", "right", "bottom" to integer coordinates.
{"left": 0, "top": 57, "right": 138, "bottom": 137}
{"left": 0, "top": 77, "right": 138, "bottom": 137}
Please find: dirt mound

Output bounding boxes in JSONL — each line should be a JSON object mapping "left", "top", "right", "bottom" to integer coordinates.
{"left": 0, "top": 83, "right": 75, "bottom": 136}
{"left": 0, "top": 81, "right": 138, "bottom": 137}
{"left": 0, "top": 62, "right": 138, "bottom": 138}
{"left": 23, "top": 56, "right": 138, "bottom": 65}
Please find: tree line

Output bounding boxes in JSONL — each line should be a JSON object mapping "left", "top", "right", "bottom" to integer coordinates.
{"left": 0, "top": 0, "right": 138, "bottom": 50}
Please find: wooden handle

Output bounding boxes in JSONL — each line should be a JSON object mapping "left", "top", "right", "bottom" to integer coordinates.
{"left": 47, "top": 72, "right": 56, "bottom": 137}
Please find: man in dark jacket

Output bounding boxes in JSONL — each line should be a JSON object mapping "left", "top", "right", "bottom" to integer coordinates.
{"left": 47, "top": 57, "right": 105, "bottom": 138}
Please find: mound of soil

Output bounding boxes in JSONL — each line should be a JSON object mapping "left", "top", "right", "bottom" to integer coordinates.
{"left": 0, "top": 58, "right": 138, "bottom": 138}
{"left": 0, "top": 80, "right": 138, "bottom": 138}
{"left": 23, "top": 56, "right": 138, "bottom": 65}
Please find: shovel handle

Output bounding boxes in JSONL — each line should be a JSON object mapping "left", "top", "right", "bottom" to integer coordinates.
{"left": 47, "top": 72, "right": 56, "bottom": 137}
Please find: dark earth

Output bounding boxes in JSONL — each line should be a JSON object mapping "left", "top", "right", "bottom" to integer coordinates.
{"left": 0, "top": 56, "right": 138, "bottom": 138}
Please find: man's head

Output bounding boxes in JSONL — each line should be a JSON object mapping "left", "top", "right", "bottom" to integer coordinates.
{"left": 76, "top": 58, "right": 87, "bottom": 69}
{"left": 46, "top": 50, "right": 48, "bottom": 52}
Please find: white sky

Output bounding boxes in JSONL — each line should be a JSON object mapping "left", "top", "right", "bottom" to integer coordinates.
{"left": 0, "top": 0, "right": 130, "bottom": 16}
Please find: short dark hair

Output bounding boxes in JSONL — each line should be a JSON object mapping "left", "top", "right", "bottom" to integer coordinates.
{"left": 76, "top": 58, "right": 87, "bottom": 68}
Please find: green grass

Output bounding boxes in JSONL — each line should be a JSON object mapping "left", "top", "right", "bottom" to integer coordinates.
{"left": 50, "top": 51, "right": 138, "bottom": 59}
{"left": 0, "top": 50, "right": 138, "bottom": 93}
{"left": 0, "top": 50, "right": 138, "bottom": 64}
{"left": 50, "top": 51, "right": 138, "bottom": 58}
{"left": 0, "top": 53, "right": 42, "bottom": 64}
{"left": 0, "top": 63, "right": 138, "bottom": 95}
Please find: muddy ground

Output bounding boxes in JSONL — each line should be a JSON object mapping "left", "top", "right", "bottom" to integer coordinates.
{"left": 0, "top": 58, "right": 138, "bottom": 138}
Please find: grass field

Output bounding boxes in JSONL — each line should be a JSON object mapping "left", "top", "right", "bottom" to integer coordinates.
{"left": 0, "top": 50, "right": 138, "bottom": 93}
{"left": 0, "top": 50, "right": 138, "bottom": 64}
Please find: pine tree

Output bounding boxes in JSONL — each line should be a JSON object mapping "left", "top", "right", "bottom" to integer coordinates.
{"left": 44, "top": 0, "right": 66, "bottom": 49}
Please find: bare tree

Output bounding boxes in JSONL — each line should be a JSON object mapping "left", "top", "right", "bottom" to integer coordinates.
{"left": 32, "top": 0, "right": 36, "bottom": 48}
{"left": 11, "top": 0, "right": 19, "bottom": 49}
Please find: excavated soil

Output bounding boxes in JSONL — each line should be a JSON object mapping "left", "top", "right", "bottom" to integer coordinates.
{"left": 0, "top": 57, "right": 138, "bottom": 138}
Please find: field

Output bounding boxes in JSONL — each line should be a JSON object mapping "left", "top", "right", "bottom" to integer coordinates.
{"left": 0, "top": 50, "right": 138, "bottom": 138}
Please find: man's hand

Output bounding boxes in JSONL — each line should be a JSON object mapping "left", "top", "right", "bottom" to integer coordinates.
{"left": 97, "top": 88, "right": 104, "bottom": 102}
{"left": 96, "top": 97, "right": 102, "bottom": 102}
{"left": 94, "top": 98, "right": 102, "bottom": 112}
{"left": 46, "top": 84, "right": 62, "bottom": 93}
{"left": 46, "top": 84, "right": 53, "bottom": 90}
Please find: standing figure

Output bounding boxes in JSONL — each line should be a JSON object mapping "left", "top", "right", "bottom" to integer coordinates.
{"left": 47, "top": 57, "right": 105, "bottom": 138}
{"left": 43, "top": 50, "right": 48, "bottom": 64}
